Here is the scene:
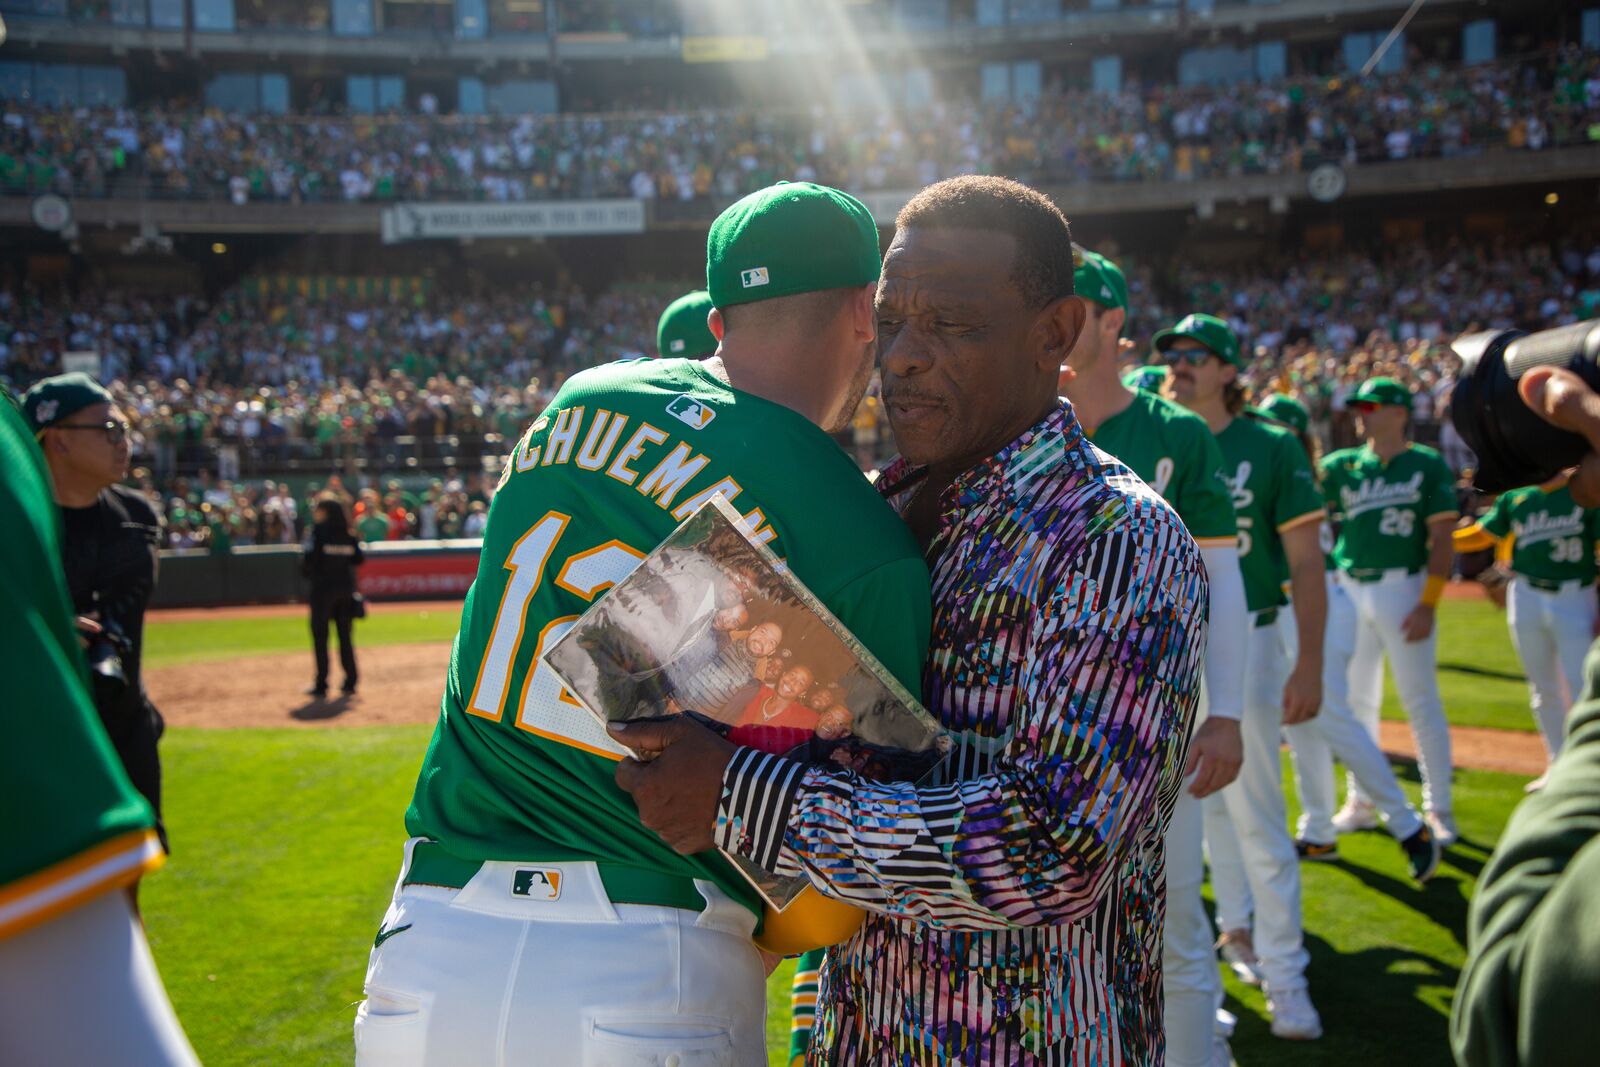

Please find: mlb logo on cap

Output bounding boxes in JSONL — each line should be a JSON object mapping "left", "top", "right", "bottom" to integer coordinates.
{"left": 666, "top": 394, "right": 716, "bottom": 430}
{"left": 670, "top": 339, "right": 686, "bottom": 353}
{"left": 512, "top": 867, "right": 563, "bottom": 901}
{"left": 741, "top": 267, "right": 769, "bottom": 289}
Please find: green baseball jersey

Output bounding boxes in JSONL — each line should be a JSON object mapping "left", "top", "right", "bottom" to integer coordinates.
{"left": 1087, "top": 390, "right": 1239, "bottom": 545}
{"left": 0, "top": 400, "right": 162, "bottom": 940}
{"left": 1215, "top": 415, "right": 1326, "bottom": 612}
{"left": 1480, "top": 483, "right": 1600, "bottom": 585}
{"left": 1320, "top": 443, "right": 1458, "bottom": 575}
{"left": 405, "top": 358, "right": 931, "bottom": 921}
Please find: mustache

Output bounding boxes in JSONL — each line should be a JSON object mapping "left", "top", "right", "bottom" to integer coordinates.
{"left": 882, "top": 389, "right": 944, "bottom": 407}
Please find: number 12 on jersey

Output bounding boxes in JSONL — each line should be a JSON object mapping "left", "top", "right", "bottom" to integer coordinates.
{"left": 465, "top": 511, "right": 645, "bottom": 759}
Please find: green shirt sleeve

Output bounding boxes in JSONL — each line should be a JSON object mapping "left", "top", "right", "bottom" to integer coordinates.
{"left": 1453, "top": 640, "right": 1600, "bottom": 1067}
{"left": 1176, "top": 426, "right": 1239, "bottom": 544}
{"left": 825, "top": 556, "right": 932, "bottom": 699}
{"left": 1318, "top": 454, "right": 1343, "bottom": 517}
{"left": 1424, "top": 454, "right": 1459, "bottom": 521}
{"left": 1, "top": 403, "right": 159, "bottom": 931}
{"left": 1273, "top": 434, "right": 1325, "bottom": 531}
{"left": 1479, "top": 492, "right": 1514, "bottom": 540}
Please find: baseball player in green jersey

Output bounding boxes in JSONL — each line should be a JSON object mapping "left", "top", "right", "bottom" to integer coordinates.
{"left": 1315, "top": 377, "right": 1461, "bottom": 845}
{"left": 1256, "top": 396, "right": 1440, "bottom": 881}
{"left": 1060, "top": 251, "right": 1250, "bottom": 1067}
{"left": 356, "top": 182, "right": 931, "bottom": 1066}
{"left": 0, "top": 398, "right": 197, "bottom": 1065}
{"left": 1160, "top": 313, "right": 1328, "bottom": 1040}
{"left": 656, "top": 289, "right": 718, "bottom": 359}
{"left": 1455, "top": 476, "right": 1600, "bottom": 787}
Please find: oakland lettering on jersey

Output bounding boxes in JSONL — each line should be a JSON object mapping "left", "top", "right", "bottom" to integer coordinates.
{"left": 510, "top": 405, "right": 778, "bottom": 546}
{"left": 1340, "top": 471, "right": 1424, "bottom": 519}
{"left": 1515, "top": 506, "right": 1584, "bottom": 546}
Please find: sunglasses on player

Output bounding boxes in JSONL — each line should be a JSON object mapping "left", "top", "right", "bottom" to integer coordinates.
{"left": 1350, "top": 401, "right": 1391, "bottom": 414}
{"left": 51, "top": 418, "right": 129, "bottom": 444}
{"left": 1161, "top": 347, "right": 1216, "bottom": 367}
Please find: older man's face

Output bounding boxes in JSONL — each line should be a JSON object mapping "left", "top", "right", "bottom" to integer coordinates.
{"left": 877, "top": 228, "right": 1074, "bottom": 477}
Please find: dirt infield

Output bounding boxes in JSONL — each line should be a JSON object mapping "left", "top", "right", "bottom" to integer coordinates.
{"left": 148, "top": 600, "right": 456, "bottom": 623}
{"left": 148, "top": 642, "right": 452, "bottom": 728}
{"left": 146, "top": 638, "right": 1547, "bottom": 775}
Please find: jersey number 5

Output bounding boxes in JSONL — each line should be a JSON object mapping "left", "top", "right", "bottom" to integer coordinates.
{"left": 466, "top": 511, "right": 645, "bottom": 759}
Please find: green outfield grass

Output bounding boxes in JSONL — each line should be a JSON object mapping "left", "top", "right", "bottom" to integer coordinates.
{"left": 143, "top": 608, "right": 462, "bottom": 669}
{"left": 140, "top": 725, "right": 1529, "bottom": 1067}
{"left": 1383, "top": 597, "right": 1534, "bottom": 734}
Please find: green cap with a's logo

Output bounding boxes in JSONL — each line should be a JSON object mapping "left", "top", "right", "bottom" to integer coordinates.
{"left": 1257, "top": 393, "right": 1310, "bottom": 434}
{"left": 656, "top": 290, "right": 717, "bottom": 359}
{"left": 1121, "top": 364, "right": 1168, "bottom": 393}
{"left": 20, "top": 371, "right": 113, "bottom": 433}
{"left": 1154, "top": 313, "right": 1242, "bottom": 368}
{"left": 706, "top": 182, "right": 882, "bottom": 310}
{"left": 1353, "top": 376, "right": 1412, "bottom": 410}
{"left": 1073, "top": 247, "right": 1129, "bottom": 314}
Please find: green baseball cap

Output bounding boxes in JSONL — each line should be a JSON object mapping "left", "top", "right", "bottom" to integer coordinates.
{"left": 1074, "top": 247, "right": 1129, "bottom": 313}
{"left": 656, "top": 290, "right": 718, "bottom": 359}
{"left": 1121, "top": 364, "right": 1169, "bottom": 393}
{"left": 1257, "top": 393, "right": 1310, "bottom": 435}
{"left": 21, "top": 372, "right": 113, "bottom": 433}
{"left": 706, "top": 182, "right": 882, "bottom": 310}
{"left": 1153, "top": 313, "right": 1242, "bottom": 368}
{"left": 1353, "top": 377, "right": 1412, "bottom": 410}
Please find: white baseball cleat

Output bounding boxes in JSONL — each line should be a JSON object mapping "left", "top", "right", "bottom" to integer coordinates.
{"left": 1425, "top": 809, "right": 1459, "bottom": 848}
{"left": 1216, "top": 930, "right": 1263, "bottom": 987}
{"left": 1331, "top": 796, "right": 1379, "bottom": 834}
{"left": 1267, "top": 987, "right": 1324, "bottom": 1041}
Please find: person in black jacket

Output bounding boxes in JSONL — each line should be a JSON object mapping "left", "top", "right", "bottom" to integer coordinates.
{"left": 302, "top": 498, "right": 364, "bottom": 698}
{"left": 23, "top": 374, "right": 170, "bottom": 858}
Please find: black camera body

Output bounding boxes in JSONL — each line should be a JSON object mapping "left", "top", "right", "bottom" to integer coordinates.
{"left": 1450, "top": 319, "right": 1600, "bottom": 493}
{"left": 85, "top": 619, "right": 133, "bottom": 689}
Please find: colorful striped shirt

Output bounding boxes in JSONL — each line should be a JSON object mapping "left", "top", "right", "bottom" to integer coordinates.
{"left": 715, "top": 402, "right": 1209, "bottom": 1065}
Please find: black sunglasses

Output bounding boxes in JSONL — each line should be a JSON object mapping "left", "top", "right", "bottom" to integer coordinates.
{"left": 1161, "top": 347, "right": 1215, "bottom": 367}
{"left": 52, "top": 419, "right": 128, "bottom": 444}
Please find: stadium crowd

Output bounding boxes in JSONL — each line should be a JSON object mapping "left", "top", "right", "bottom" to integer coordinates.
{"left": 5, "top": 231, "right": 1600, "bottom": 546}
{"left": 3, "top": 45, "right": 1597, "bottom": 202}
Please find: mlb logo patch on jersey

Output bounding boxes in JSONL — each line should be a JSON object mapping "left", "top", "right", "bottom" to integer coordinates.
{"left": 741, "top": 267, "right": 769, "bottom": 289}
{"left": 511, "top": 867, "right": 563, "bottom": 901}
{"left": 666, "top": 394, "right": 717, "bottom": 431}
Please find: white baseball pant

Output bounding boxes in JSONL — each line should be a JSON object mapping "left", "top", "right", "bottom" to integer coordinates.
{"left": 1163, "top": 783, "right": 1227, "bottom": 1067}
{"left": 1337, "top": 571, "right": 1454, "bottom": 815}
{"left": 1507, "top": 578, "right": 1597, "bottom": 760}
{"left": 1287, "top": 574, "right": 1425, "bottom": 844}
{"left": 0, "top": 889, "right": 199, "bottom": 1066}
{"left": 1200, "top": 613, "right": 1309, "bottom": 995}
{"left": 356, "top": 839, "right": 768, "bottom": 1067}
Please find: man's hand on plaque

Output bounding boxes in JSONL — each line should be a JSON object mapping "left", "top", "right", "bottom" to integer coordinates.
{"left": 610, "top": 716, "right": 737, "bottom": 855}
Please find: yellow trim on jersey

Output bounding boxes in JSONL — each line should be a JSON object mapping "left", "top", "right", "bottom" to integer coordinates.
{"left": 1193, "top": 536, "right": 1239, "bottom": 548}
{"left": 1453, "top": 524, "right": 1498, "bottom": 553}
{"left": 1276, "top": 508, "right": 1326, "bottom": 534}
{"left": 0, "top": 829, "right": 163, "bottom": 942}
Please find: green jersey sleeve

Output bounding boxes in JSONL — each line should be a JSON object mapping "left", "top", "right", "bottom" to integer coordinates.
{"left": 1178, "top": 427, "right": 1239, "bottom": 546}
{"left": 1479, "top": 492, "right": 1514, "bottom": 540}
{"left": 1272, "top": 434, "right": 1326, "bottom": 533}
{"left": 1424, "top": 454, "right": 1460, "bottom": 522}
{"left": 0, "top": 402, "right": 161, "bottom": 941}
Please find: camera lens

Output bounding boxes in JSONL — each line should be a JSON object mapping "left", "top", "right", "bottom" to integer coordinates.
{"left": 1449, "top": 319, "right": 1600, "bottom": 493}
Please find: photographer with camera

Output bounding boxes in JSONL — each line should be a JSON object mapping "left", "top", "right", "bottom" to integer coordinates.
{"left": 23, "top": 373, "right": 168, "bottom": 859}
{"left": 1450, "top": 323, "right": 1600, "bottom": 1066}
{"left": 302, "top": 497, "right": 364, "bottom": 698}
